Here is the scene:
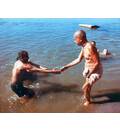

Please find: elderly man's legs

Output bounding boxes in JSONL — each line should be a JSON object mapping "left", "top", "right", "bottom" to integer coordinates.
{"left": 82, "top": 80, "right": 92, "bottom": 106}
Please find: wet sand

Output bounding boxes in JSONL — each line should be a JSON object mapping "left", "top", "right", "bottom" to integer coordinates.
{"left": 0, "top": 71, "right": 120, "bottom": 113}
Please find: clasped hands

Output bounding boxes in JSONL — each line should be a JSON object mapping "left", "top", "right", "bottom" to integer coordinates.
{"left": 25, "top": 63, "right": 69, "bottom": 74}
{"left": 51, "top": 66, "right": 69, "bottom": 74}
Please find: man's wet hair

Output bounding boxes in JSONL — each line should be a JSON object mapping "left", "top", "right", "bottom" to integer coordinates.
{"left": 74, "top": 30, "right": 87, "bottom": 40}
{"left": 16, "top": 50, "right": 29, "bottom": 61}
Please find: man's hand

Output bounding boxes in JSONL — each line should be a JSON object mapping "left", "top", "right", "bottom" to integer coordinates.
{"left": 51, "top": 69, "right": 61, "bottom": 74}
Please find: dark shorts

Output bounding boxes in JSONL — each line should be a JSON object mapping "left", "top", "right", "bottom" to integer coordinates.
{"left": 11, "top": 82, "right": 35, "bottom": 98}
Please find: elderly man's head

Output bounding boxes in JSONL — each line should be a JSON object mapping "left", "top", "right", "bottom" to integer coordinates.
{"left": 74, "top": 30, "right": 87, "bottom": 46}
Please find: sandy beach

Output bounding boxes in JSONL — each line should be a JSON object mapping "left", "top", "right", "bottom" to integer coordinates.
{"left": 0, "top": 71, "right": 120, "bottom": 113}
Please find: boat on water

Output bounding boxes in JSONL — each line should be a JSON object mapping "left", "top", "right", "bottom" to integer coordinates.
{"left": 79, "top": 24, "right": 100, "bottom": 29}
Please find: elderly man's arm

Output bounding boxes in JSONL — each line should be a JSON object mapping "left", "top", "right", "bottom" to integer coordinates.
{"left": 61, "top": 49, "right": 84, "bottom": 72}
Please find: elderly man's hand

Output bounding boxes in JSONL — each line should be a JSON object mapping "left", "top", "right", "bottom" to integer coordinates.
{"left": 60, "top": 66, "right": 69, "bottom": 72}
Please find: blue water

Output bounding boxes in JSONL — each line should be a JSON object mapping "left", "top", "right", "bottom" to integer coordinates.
{"left": 0, "top": 18, "right": 120, "bottom": 84}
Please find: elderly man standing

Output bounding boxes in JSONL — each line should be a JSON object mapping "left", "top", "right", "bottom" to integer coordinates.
{"left": 61, "top": 30, "right": 103, "bottom": 106}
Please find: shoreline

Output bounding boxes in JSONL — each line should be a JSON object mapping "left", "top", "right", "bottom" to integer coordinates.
{"left": 0, "top": 82, "right": 120, "bottom": 112}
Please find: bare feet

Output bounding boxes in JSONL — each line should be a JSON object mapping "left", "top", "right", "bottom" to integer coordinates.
{"left": 83, "top": 101, "right": 91, "bottom": 106}
{"left": 19, "top": 96, "right": 29, "bottom": 104}
{"left": 81, "top": 95, "right": 91, "bottom": 106}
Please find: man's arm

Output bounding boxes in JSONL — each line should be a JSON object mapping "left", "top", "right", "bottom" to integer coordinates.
{"left": 11, "top": 68, "right": 20, "bottom": 84}
{"left": 27, "top": 66, "right": 61, "bottom": 74}
{"left": 87, "top": 45, "right": 100, "bottom": 78}
{"left": 29, "top": 61, "right": 48, "bottom": 70}
{"left": 61, "top": 49, "right": 83, "bottom": 71}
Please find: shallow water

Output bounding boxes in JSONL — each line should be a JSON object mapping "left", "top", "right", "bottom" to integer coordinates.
{"left": 0, "top": 18, "right": 120, "bottom": 112}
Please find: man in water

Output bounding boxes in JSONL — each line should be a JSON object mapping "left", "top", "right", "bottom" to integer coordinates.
{"left": 61, "top": 30, "right": 103, "bottom": 106}
{"left": 100, "top": 49, "right": 112, "bottom": 56}
{"left": 11, "top": 50, "right": 60, "bottom": 103}
{"left": 91, "top": 41, "right": 112, "bottom": 58}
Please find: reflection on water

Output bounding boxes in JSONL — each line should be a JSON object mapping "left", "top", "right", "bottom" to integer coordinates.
{"left": 0, "top": 18, "right": 120, "bottom": 112}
